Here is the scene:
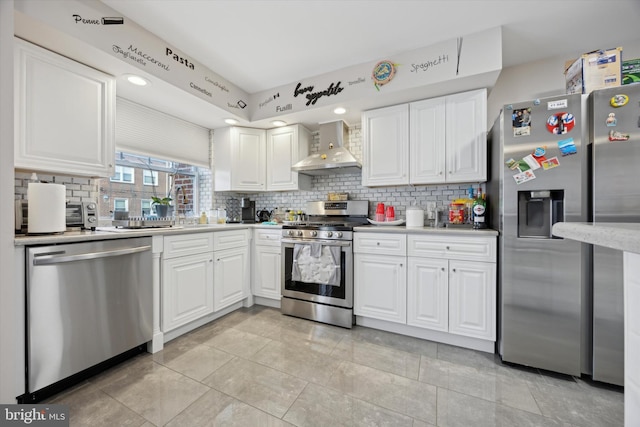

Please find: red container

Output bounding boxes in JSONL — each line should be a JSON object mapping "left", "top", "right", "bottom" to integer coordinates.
{"left": 376, "top": 203, "right": 385, "bottom": 214}
{"left": 385, "top": 206, "right": 395, "bottom": 221}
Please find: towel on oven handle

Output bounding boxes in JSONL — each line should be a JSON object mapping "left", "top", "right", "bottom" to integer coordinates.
{"left": 292, "top": 243, "right": 341, "bottom": 286}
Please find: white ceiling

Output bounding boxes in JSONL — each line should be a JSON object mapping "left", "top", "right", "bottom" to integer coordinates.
{"left": 97, "top": 0, "right": 640, "bottom": 130}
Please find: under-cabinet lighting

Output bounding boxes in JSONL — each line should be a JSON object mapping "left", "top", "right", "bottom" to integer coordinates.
{"left": 124, "top": 74, "right": 150, "bottom": 86}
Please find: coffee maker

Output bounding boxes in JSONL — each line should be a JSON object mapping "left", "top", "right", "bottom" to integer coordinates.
{"left": 240, "top": 197, "right": 255, "bottom": 224}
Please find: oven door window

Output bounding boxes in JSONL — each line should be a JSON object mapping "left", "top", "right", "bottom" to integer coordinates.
{"left": 283, "top": 244, "right": 346, "bottom": 300}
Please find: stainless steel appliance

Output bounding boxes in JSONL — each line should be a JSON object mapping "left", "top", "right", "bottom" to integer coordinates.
{"left": 15, "top": 200, "right": 98, "bottom": 233}
{"left": 488, "top": 93, "right": 589, "bottom": 376}
{"left": 241, "top": 197, "right": 256, "bottom": 224}
{"left": 281, "top": 200, "right": 368, "bottom": 328}
{"left": 291, "top": 120, "right": 361, "bottom": 175}
{"left": 588, "top": 84, "right": 640, "bottom": 386}
{"left": 24, "top": 237, "right": 152, "bottom": 402}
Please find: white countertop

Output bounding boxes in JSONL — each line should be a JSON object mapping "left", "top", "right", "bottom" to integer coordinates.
{"left": 355, "top": 225, "right": 498, "bottom": 236}
{"left": 552, "top": 222, "right": 640, "bottom": 254}
{"left": 15, "top": 222, "right": 498, "bottom": 246}
{"left": 13, "top": 223, "right": 274, "bottom": 246}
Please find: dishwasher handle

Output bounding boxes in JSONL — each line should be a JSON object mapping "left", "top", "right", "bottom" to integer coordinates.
{"left": 32, "top": 245, "right": 151, "bottom": 266}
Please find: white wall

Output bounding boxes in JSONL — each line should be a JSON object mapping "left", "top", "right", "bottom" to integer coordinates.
{"left": 488, "top": 37, "right": 640, "bottom": 125}
{"left": 0, "top": 0, "right": 16, "bottom": 404}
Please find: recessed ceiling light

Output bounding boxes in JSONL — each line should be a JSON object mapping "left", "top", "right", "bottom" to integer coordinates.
{"left": 333, "top": 107, "right": 347, "bottom": 115}
{"left": 124, "top": 74, "right": 150, "bottom": 86}
{"left": 272, "top": 120, "right": 287, "bottom": 127}
{"left": 224, "top": 118, "right": 239, "bottom": 125}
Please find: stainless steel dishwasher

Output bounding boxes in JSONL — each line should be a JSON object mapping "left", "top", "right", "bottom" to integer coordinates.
{"left": 25, "top": 237, "right": 152, "bottom": 402}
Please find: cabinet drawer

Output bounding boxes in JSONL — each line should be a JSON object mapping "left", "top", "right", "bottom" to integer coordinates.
{"left": 254, "top": 229, "right": 282, "bottom": 246}
{"left": 164, "top": 233, "right": 214, "bottom": 259}
{"left": 354, "top": 233, "right": 406, "bottom": 256}
{"left": 214, "top": 229, "right": 249, "bottom": 250}
{"left": 408, "top": 235, "right": 496, "bottom": 262}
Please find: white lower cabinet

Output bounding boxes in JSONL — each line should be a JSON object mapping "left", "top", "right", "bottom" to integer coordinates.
{"left": 448, "top": 259, "right": 496, "bottom": 340}
{"left": 162, "top": 234, "right": 214, "bottom": 332}
{"left": 407, "top": 257, "right": 448, "bottom": 331}
{"left": 354, "top": 253, "right": 406, "bottom": 323}
{"left": 355, "top": 232, "right": 497, "bottom": 347}
{"left": 252, "top": 229, "right": 282, "bottom": 300}
{"left": 213, "top": 230, "right": 250, "bottom": 311}
{"left": 354, "top": 233, "right": 407, "bottom": 323}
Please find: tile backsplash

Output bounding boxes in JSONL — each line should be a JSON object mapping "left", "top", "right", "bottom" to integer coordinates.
{"left": 214, "top": 124, "right": 483, "bottom": 221}
{"left": 14, "top": 123, "right": 483, "bottom": 222}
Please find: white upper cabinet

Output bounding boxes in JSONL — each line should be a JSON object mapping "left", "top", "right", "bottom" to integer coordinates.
{"left": 266, "top": 124, "right": 311, "bottom": 191}
{"left": 214, "top": 125, "right": 311, "bottom": 192}
{"left": 214, "top": 127, "right": 266, "bottom": 192}
{"left": 445, "top": 89, "right": 487, "bottom": 183}
{"left": 362, "top": 88, "right": 487, "bottom": 187}
{"left": 362, "top": 104, "right": 409, "bottom": 187}
{"left": 409, "top": 98, "right": 446, "bottom": 183}
{"left": 14, "top": 38, "right": 115, "bottom": 177}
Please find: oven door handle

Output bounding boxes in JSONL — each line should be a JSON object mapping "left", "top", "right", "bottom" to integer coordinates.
{"left": 281, "top": 238, "right": 351, "bottom": 247}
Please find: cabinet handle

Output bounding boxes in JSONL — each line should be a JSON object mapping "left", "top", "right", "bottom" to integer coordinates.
{"left": 441, "top": 267, "right": 445, "bottom": 271}
{"left": 376, "top": 242, "right": 380, "bottom": 246}
{"left": 216, "top": 258, "right": 220, "bottom": 261}
{"left": 452, "top": 268, "right": 456, "bottom": 273}
{"left": 210, "top": 259, "right": 213, "bottom": 262}
{"left": 446, "top": 246, "right": 450, "bottom": 250}
{"left": 400, "top": 263, "right": 403, "bottom": 267}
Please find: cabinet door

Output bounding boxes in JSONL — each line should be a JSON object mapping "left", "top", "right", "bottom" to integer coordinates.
{"left": 214, "top": 246, "right": 249, "bottom": 311}
{"left": 362, "top": 105, "right": 409, "bottom": 187}
{"left": 410, "top": 98, "right": 446, "bottom": 184}
{"left": 266, "top": 125, "right": 311, "bottom": 191}
{"left": 445, "top": 89, "right": 487, "bottom": 183}
{"left": 162, "top": 253, "right": 214, "bottom": 332}
{"left": 14, "top": 39, "right": 115, "bottom": 177}
{"left": 407, "top": 257, "right": 448, "bottom": 331}
{"left": 448, "top": 259, "right": 495, "bottom": 340}
{"left": 354, "top": 253, "right": 406, "bottom": 323}
{"left": 253, "top": 245, "right": 281, "bottom": 300}
{"left": 231, "top": 127, "right": 266, "bottom": 191}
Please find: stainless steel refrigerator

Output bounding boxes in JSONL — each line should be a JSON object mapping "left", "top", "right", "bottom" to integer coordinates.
{"left": 588, "top": 84, "right": 640, "bottom": 386}
{"left": 488, "top": 93, "right": 590, "bottom": 377}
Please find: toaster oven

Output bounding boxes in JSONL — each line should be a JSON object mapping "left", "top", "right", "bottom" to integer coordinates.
{"left": 15, "top": 200, "right": 98, "bottom": 233}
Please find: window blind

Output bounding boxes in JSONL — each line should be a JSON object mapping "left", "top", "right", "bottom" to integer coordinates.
{"left": 115, "top": 97, "right": 211, "bottom": 168}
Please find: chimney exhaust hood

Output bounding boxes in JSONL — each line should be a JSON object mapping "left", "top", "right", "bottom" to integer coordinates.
{"left": 291, "top": 120, "right": 361, "bottom": 176}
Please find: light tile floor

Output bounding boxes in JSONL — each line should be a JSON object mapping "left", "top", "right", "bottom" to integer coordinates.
{"left": 48, "top": 306, "right": 624, "bottom": 426}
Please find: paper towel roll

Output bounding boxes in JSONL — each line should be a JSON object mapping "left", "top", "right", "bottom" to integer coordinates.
{"left": 28, "top": 183, "right": 66, "bottom": 234}
{"left": 406, "top": 207, "right": 425, "bottom": 228}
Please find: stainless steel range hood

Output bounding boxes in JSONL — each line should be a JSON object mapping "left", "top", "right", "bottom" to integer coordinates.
{"left": 292, "top": 120, "right": 361, "bottom": 175}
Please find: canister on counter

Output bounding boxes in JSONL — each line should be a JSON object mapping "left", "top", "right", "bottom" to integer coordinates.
{"left": 449, "top": 201, "right": 466, "bottom": 225}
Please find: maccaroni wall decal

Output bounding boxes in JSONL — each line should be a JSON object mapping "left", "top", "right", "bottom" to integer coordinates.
{"left": 15, "top": 0, "right": 502, "bottom": 124}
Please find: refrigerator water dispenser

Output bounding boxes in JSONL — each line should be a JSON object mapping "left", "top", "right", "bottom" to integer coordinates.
{"left": 517, "top": 190, "right": 564, "bottom": 238}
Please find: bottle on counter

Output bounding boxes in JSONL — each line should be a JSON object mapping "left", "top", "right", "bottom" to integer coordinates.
{"left": 472, "top": 189, "right": 487, "bottom": 229}
{"left": 199, "top": 211, "right": 208, "bottom": 224}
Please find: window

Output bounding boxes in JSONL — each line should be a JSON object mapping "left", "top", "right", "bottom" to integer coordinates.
{"left": 97, "top": 151, "right": 206, "bottom": 222}
{"left": 141, "top": 199, "right": 152, "bottom": 216}
{"left": 114, "top": 198, "right": 129, "bottom": 211}
{"left": 111, "top": 166, "right": 134, "bottom": 183}
{"left": 143, "top": 170, "right": 158, "bottom": 186}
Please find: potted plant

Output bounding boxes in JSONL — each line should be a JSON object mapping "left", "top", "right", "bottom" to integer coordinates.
{"left": 152, "top": 196, "right": 173, "bottom": 218}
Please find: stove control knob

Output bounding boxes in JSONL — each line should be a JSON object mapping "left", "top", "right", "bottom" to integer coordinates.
{"left": 336, "top": 231, "right": 343, "bottom": 238}
{"left": 287, "top": 230, "right": 294, "bottom": 236}
{"left": 326, "top": 231, "right": 333, "bottom": 238}
{"left": 310, "top": 230, "right": 318, "bottom": 237}
{"left": 297, "top": 230, "right": 303, "bottom": 237}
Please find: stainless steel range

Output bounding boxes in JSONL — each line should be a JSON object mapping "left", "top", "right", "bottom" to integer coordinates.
{"left": 281, "top": 200, "right": 369, "bottom": 328}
